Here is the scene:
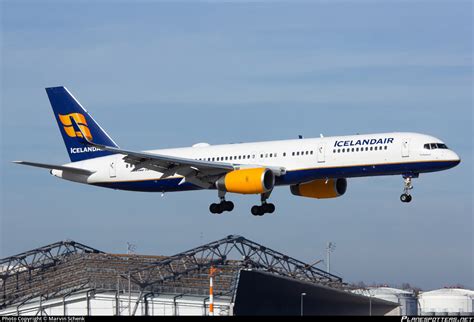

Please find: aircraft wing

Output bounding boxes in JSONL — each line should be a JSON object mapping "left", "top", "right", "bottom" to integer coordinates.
{"left": 85, "top": 141, "right": 238, "bottom": 188}
{"left": 74, "top": 120, "right": 285, "bottom": 188}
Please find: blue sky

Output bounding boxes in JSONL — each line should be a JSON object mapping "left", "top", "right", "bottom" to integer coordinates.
{"left": 1, "top": 1, "right": 472, "bottom": 290}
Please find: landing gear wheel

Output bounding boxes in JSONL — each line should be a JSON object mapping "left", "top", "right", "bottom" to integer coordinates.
{"left": 210, "top": 200, "right": 234, "bottom": 214}
{"left": 261, "top": 203, "right": 275, "bottom": 214}
{"left": 400, "top": 194, "right": 412, "bottom": 203}
{"left": 266, "top": 203, "right": 275, "bottom": 214}
{"left": 251, "top": 206, "right": 263, "bottom": 216}
{"left": 210, "top": 203, "right": 222, "bottom": 214}
{"left": 224, "top": 201, "right": 234, "bottom": 212}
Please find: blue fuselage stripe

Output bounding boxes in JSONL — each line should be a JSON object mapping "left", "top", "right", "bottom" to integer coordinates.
{"left": 92, "top": 160, "right": 459, "bottom": 192}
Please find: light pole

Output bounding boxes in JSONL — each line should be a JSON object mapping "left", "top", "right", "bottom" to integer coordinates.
{"left": 326, "top": 242, "right": 336, "bottom": 273}
{"left": 364, "top": 288, "right": 373, "bottom": 316}
{"left": 300, "top": 293, "right": 306, "bottom": 316}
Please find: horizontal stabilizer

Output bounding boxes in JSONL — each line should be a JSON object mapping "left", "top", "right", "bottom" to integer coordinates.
{"left": 12, "top": 161, "right": 95, "bottom": 175}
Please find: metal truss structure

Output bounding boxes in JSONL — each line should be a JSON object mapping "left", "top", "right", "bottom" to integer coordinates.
{"left": 0, "top": 240, "right": 102, "bottom": 308}
{"left": 128, "top": 234, "right": 343, "bottom": 290}
{"left": 1, "top": 236, "right": 345, "bottom": 313}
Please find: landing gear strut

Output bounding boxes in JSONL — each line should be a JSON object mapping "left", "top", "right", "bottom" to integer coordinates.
{"left": 400, "top": 176, "right": 414, "bottom": 203}
{"left": 210, "top": 191, "right": 234, "bottom": 214}
{"left": 251, "top": 191, "right": 275, "bottom": 216}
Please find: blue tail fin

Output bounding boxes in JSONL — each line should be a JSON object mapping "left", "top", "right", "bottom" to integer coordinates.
{"left": 46, "top": 86, "right": 119, "bottom": 162}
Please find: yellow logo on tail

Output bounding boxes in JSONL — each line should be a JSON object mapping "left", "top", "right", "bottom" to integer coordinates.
{"left": 58, "top": 113, "right": 93, "bottom": 141}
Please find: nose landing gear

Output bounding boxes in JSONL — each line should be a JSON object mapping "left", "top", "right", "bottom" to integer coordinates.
{"left": 400, "top": 176, "right": 414, "bottom": 203}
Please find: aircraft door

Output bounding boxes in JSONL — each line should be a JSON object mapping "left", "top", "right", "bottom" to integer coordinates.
{"left": 317, "top": 142, "right": 325, "bottom": 163}
{"left": 109, "top": 158, "right": 117, "bottom": 178}
{"left": 401, "top": 139, "right": 410, "bottom": 158}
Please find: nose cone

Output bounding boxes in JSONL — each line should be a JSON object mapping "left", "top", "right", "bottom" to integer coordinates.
{"left": 448, "top": 150, "right": 461, "bottom": 167}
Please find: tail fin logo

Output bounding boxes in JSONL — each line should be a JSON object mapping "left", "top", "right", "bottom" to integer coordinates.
{"left": 58, "top": 113, "right": 93, "bottom": 141}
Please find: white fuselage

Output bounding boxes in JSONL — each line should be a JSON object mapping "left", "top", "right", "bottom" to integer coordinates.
{"left": 51, "top": 132, "right": 460, "bottom": 193}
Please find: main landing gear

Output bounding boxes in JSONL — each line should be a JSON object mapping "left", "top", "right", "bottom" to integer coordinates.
{"left": 210, "top": 191, "right": 234, "bottom": 214}
{"left": 210, "top": 200, "right": 234, "bottom": 214}
{"left": 400, "top": 176, "right": 414, "bottom": 203}
{"left": 251, "top": 191, "right": 275, "bottom": 216}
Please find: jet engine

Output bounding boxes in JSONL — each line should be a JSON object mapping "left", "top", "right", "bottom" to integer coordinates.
{"left": 290, "top": 178, "right": 347, "bottom": 199}
{"left": 216, "top": 168, "right": 275, "bottom": 194}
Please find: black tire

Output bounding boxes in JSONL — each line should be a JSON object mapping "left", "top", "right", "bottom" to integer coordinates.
{"left": 225, "top": 201, "right": 234, "bottom": 212}
{"left": 406, "top": 195, "right": 412, "bottom": 203}
{"left": 400, "top": 194, "right": 408, "bottom": 203}
{"left": 210, "top": 203, "right": 219, "bottom": 214}
{"left": 251, "top": 206, "right": 262, "bottom": 216}
{"left": 267, "top": 203, "right": 275, "bottom": 214}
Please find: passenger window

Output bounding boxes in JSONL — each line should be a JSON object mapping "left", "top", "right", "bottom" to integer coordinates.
{"left": 337, "top": 149, "right": 341, "bottom": 153}
{"left": 270, "top": 153, "right": 273, "bottom": 157}
{"left": 310, "top": 151, "right": 313, "bottom": 155}
{"left": 351, "top": 148, "right": 354, "bottom": 152}
{"left": 384, "top": 146, "right": 387, "bottom": 150}
{"left": 342, "top": 148, "right": 345, "bottom": 152}
{"left": 265, "top": 153, "right": 268, "bottom": 158}
{"left": 333, "top": 149, "right": 336, "bottom": 153}
{"left": 248, "top": 155, "right": 250, "bottom": 159}
{"left": 374, "top": 146, "right": 377, "bottom": 151}
{"left": 292, "top": 152, "right": 295, "bottom": 156}
{"left": 370, "top": 147, "right": 373, "bottom": 151}
{"left": 283, "top": 152, "right": 286, "bottom": 157}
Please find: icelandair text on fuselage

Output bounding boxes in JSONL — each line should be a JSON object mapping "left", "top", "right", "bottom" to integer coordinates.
{"left": 70, "top": 147, "right": 101, "bottom": 154}
{"left": 334, "top": 137, "right": 394, "bottom": 148}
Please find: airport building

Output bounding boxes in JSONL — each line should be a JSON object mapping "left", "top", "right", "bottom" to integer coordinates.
{"left": 418, "top": 288, "right": 474, "bottom": 316}
{"left": 352, "top": 287, "right": 418, "bottom": 315}
{"left": 0, "top": 235, "right": 397, "bottom": 316}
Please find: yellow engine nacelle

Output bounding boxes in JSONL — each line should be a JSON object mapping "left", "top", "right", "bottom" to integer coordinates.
{"left": 290, "top": 178, "right": 347, "bottom": 199}
{"left": 216, "top": 168, "right": 275, "bottom": 194}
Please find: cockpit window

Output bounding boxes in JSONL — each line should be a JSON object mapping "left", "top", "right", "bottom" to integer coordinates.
{"left": 424, "top": 143, "right": 448, "bottom": 150}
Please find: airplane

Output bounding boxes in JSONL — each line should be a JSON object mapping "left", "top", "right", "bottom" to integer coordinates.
{"left": 14, "top": 87, "right": 461, "bottom": 216}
